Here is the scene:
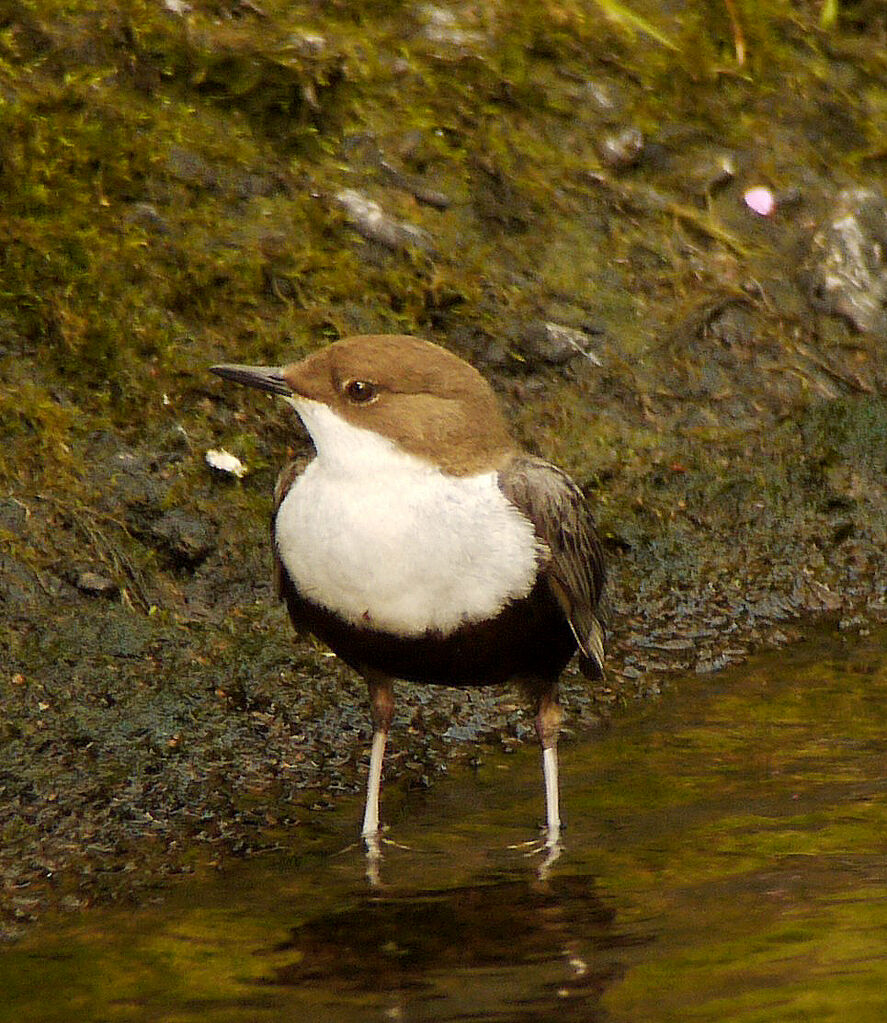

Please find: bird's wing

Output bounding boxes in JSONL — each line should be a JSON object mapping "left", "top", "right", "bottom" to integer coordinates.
{"left": 499, "top": 455, "right": 607, "bottom": 679}
{"left": 272, "top": 460, "right": 303, "bottom": 602}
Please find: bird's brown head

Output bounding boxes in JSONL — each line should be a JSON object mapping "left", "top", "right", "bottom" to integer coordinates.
{"left": 211, "top": 335, "right": 515, "bottom": 475}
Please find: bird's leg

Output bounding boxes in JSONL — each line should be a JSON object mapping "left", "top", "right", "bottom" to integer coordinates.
{"left": 535, "top": 686, "right": 564, "bottom": 850}
{"left": 362, "top": 675, "right": 394, "bottom": 841}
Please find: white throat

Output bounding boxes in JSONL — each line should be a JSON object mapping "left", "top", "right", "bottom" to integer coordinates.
{"left": 275, "top": 400, "right": 543, "bottom": 636}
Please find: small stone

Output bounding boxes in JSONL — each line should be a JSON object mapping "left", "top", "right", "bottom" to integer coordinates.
{"left": 515, "top": 321, "right": 603, "bottom": 368}
{"left": 598, "top": 127, "right": 644, "bottom": 170}
{"left": 582, "top": 80, "right": 622, "bottom": 116}
{"left": 124, "top": 203, "right": 168, "bottom": 233}
{"left": 76, "top": 571, "right": 119, "bottom": 597}
{"left": 151, "top": 510, "right": 214, "bottom": 569}
{"left": 334, "top": 189, "right": 433, "bottom": 253}
{"left": 867, "top": 600, "right": 887, "bottom": 620}
{"left": 699, "top": 152, "right": 737, "bottom": 195}
{"left": 706, "top": 303, "right": 755, "bottom": 346}
{"left": 205, "top": 448, "right": 247, "bottom": 478}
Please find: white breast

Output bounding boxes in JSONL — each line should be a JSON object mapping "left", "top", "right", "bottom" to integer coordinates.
{"left": 274, "top": 400, "right": 543, "bottom": 637}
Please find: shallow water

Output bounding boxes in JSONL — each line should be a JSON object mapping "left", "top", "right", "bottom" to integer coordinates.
{"left": 2, "top": 625, "right": 886, "bottom": 1022}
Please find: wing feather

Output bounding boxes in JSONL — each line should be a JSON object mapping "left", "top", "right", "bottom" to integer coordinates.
{"left": 499, "top": 455, "right": 607, "bottom": 679}
{"left": 272, "top": 460, "right": 303, "bottom": 602}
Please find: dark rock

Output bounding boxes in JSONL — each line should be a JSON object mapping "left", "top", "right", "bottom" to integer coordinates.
{"left": 513, "top": 321, "right": 603, "bottom": 368}
{"left": 681, "top": 151, "right": 737, "bottom": 199}
{"left": 75, "top": 571, "right": 119, "bottom": 597}
{"left": 150, "top": 510, "right": 215, "bottom": 569}
{"left": 706, "top": 303, "right": 755, "bottom": 346}
{"left": 469, "top": 155, "right": 532, "bottom": 231}
{"left": 380, "top": 160, "right": 452, "bottom": 209}
{"left": 89, "top": 446, "right": 168, "bottom": 532}
{"left": 160, "top": 425, "right": 192, "bottom": 457}
{"left": 597, "top": 127, "right": 644, "bottom": 170}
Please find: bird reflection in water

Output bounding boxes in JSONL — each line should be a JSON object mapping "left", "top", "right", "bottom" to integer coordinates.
{"left": 260, "top": 873, "right": 651, "bottom": 1021}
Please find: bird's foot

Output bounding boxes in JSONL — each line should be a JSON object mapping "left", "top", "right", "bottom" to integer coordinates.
{"left": 507, "top": 834, "right": 560, "bottom": 856}
{"left": 537, "top": 835, "right": 562, "bottom": 879}
{"left": 507, "top": 827, "right": 563, "bottom": 878}
{"left": 508, "top": 821, "right": 562, "bottom": 854}
{"left": 380, "top": 836, "right": 413, "bottom": 851}
{"left": 507, "top": 837, "right": 546, "bottom": 853}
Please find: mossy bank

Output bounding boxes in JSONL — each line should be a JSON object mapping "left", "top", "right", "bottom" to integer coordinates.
{"left": 2, "top": 0, "right": 887, "bottom": 936}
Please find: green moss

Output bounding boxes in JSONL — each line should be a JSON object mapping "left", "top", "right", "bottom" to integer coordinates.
{"left": 2, "top": 6, "right": 887, "bottom": 915}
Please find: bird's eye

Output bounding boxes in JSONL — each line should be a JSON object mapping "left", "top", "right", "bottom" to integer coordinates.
{"left": 343, "top": 379, "right": 378, "bottom": 404}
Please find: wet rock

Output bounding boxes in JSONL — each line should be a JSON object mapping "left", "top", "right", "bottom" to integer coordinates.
{"left": 597, "top": 127, "right": 644, "bottom": 170}
{"left": 150, "top": 510, "right": 215, "bottom": 569}
{"left": 443, "top": 723, "right": 480, "bottom": 742}
{"left": 805, "top": 187, "right": 887, "bottom": 334}
{"left": 334, "top": 189, "right": 433, "bottom": 253}
{"left": 513, "top": 321, "right": 603, "bottom": 368}
{"left": 792, "top": 573, "right": 844, "bottom": 612}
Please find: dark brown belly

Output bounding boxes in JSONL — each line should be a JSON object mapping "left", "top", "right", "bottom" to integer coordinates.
{"left": 279, "top": 572, "right": 576, "bottom": 685}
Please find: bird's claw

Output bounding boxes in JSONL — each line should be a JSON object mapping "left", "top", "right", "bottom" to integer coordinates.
{"left": 507, "top": 828, "right": 563, "bottom": 877}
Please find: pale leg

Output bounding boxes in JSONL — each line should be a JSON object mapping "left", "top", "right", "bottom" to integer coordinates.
{"left": 362, "top": 727, "right": 388, "bottom": 838}
{"left": 362, "top": 675, "right": 394, "bottom": 882}
{"left": 534, "top": 684, "right": 564, "bottom": 850}
{"left": 542, "top": 744, "right": 561, "bottom": 848}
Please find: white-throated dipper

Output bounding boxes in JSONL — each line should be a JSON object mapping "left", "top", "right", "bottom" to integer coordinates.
{"left": 211, "top": 335, "right": 606, "bottom": 855}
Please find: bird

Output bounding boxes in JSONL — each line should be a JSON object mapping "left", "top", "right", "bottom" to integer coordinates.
{"left": 211, "top": 334, "right": 606, "bottom": 859}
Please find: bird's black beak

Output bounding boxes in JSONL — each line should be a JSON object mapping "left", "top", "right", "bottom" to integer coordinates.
{"left": 210, "top": 364, "right": 293, "bottom": 397}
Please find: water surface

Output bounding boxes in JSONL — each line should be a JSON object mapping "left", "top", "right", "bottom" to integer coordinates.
{"left": 2, "top": 626, "right": 886, "bottom": 1022}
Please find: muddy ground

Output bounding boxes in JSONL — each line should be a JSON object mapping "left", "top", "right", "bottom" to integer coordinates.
{"left": 2, "top": 0, "right": 887, "bottom": 937}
